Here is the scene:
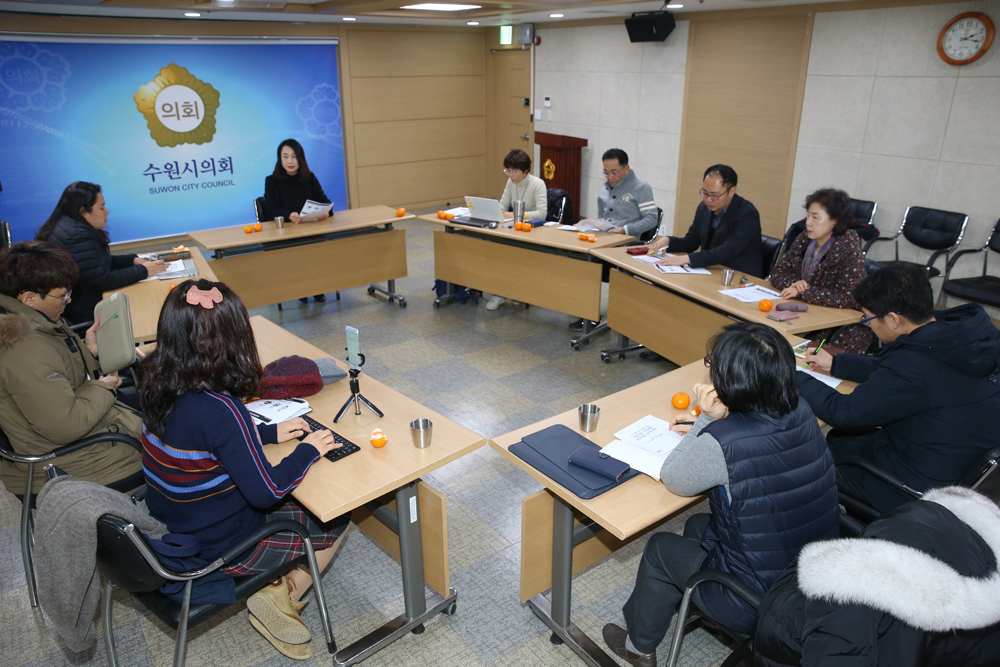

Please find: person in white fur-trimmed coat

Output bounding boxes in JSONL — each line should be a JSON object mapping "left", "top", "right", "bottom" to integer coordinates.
{"left": 751, "top": 486, "right": 1000, "bottom": 666}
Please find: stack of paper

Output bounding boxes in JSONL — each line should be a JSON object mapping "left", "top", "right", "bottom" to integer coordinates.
{"left": 245, "top": 397, "right": 311, "bottom": 425}
{"left": 600, "top": 415, "right": 683, "bottom": 480}
{"left": 796, "top": 367, "right": 843, "bottom": 388}
{"left": 299, "top": 200, "right": 333, "bottom": 222}
{"left": 718, "top": 285, "right": 781, "bottom": 303}
{"left": 654, "top": 264, "right": 711, "bottom": 275}
{"left": 445, "top": 206, "right": 469, "bottom": 216}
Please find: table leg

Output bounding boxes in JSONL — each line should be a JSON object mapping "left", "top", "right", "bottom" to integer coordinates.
{"left": 526, "top": 495, "right": 618, "bottom": 667}
{"left": 334, "top": 482, "right": 457, "bottom": 666}
{"left": 368, "top": 278, "right": 407, "bottom": 308}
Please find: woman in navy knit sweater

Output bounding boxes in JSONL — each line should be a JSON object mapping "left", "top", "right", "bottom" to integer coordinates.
{"left": 137, "top": 279, "right": 349, "bottom": 660}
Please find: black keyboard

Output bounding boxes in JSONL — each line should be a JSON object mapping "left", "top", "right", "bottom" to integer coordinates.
{"left": 301, "top": 415, "right": 361, "bottom": 463}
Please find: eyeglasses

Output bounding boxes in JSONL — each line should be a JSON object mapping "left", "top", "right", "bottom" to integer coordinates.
{"left": 703, "top": 354, "right": 712, "bottom": 368}
{"left": 41, "top": 289, "right": 72, "bottom": 304}
{"left": 860, "top": 312, "right": 892, "bottom": 327}
{"left": 699, "top": 186, "right": 733, "bottom": 201}
{"left": 603, "top": 168, "right": 627, "bottom": 178}
{"left": 502, "top": 169, "right": 523, "bottom": 176}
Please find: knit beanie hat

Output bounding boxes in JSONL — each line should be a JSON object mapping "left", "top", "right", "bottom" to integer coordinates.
{"left": 260, "top": 355, "right": 323, "bottom": 399}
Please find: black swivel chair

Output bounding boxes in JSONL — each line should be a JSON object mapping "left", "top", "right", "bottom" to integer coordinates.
{"left": 96, "top": 514, "right": 337, "bottom": 667}
{"left": 0, "top": 426, "right": 142, "bottom": 608}
{"left": 837, "top": 445, "right": 1000, "bottom": 524}
{"left": 863, "top": 206, "right": 969, "bottom": 278}
{"left": 253, "top": 197, "right": 267, "bottom": 224}
{"left": 761, "top": 234, "right": 783, "bottom": 281}
{"left": 937, "top": 218, "right": 1000, "bottom": 309}
{"left": 0, "top": 220, "right": 11, "bottom": 250}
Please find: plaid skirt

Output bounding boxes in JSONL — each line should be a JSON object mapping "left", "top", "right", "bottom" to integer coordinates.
{"left": 222, "top": 501, "right": 350, "bottom": 576}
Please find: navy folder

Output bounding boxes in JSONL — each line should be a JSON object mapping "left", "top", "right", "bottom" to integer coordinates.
{"left": 509, "top": 424, "right": 641, "bottom": 499}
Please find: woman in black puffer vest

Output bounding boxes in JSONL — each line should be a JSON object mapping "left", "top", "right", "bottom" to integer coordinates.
{"left": 36, "top": 182, "right": 166, "bottom": 325}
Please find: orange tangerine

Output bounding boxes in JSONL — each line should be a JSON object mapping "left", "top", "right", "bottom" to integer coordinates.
{"left": 445, "top": 213, "right": 455, "bottom": 220}
{"left": 578, "top": 232, "right": 590, "bottom": 240}
{"left": 759, "top": 299, "right": 774, "bottom": 312}
{"left": 671, "top": 392, "right": 691, "bottom": 409}
{"left": 243, "top": 225, "right": 253, "bottom": 233}
{"left": 691, "top": 405, "right": 702, "bottom": 417}
{"left": 370, "top": 429, "right": 388, "bottom": 448}
{"left": 396, "top": 207, "right": 406, "bottom": 217}
{"left": 587, "top": 234, "right": 596, "bottom": 242}
{"left": 522, "top": 222, "right": 531, "bottom": 232}
{"left": 253, "top": 223, "right": 263, "bottom": 232}
{"left": 514, "top": 221, "right": 524, "bottom": 231}
{"left": 437, "top": 210, "right": 446, "bottom": 219}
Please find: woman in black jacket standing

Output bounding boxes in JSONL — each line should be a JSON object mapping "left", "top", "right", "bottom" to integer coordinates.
{"left": 36, "top": 182, "right": 166, "bottom": 325}
{"left": 263, "top": 139, "right": 330, "bottom": 303}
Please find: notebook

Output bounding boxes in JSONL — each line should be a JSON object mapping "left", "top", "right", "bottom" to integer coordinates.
{"left": 93, "top": 292, "right": 136, "bottom": 374}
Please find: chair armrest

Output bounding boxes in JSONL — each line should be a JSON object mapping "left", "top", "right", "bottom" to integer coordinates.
{"left": 861, "top": 235, "right": 895, "bottom": 256}
{"left": 927, "top": 249, "right": 951, "bottom": 275}
{"left": 683, "top": 569, "right": 762, "bottom": 610}
{"left": 837, "top": 455, "right": 923, "bottom": 498}
{"left": 945, "top": 246, "right": 987, "bottom": 272}
{"left": 52, "top": 432, "right": 142, "bottom": 458}
{"left": 217, "top": 519, "right": 312, "bottom": 564}
{"left": 69, "top": 320, "right": 94, "bottom": 335}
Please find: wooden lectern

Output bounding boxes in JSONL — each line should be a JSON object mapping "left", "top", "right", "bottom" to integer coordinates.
{"left": 535, "top": 132, "right": 588, "bottom": 222}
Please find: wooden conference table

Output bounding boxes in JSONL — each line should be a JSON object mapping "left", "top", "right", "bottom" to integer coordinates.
{"left": 592, "top": 247, "right": 864, "bottom": 366}
{"left": 188, "top": 205, "right": 413, "bottom": 310}
{"left": 104, "top": 246, "right": 218, "bottom": 343}
{"left": 253, "top": 317, "right": 485, "bottom": 665}
{"left": 490, "top": 352, "right": 856, "bottom": 667}
{"left": 419, "top": 215, "right": 632, "bottom": 330}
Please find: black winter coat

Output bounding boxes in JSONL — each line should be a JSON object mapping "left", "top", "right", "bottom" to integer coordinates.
{"left": 44, "top": 216, "right": 146, "bottom": 325}
{"left": 797, "top": 303, "right": 1000, "bottom": 508}
{"left": 752, "top": 487, "right": 1000, "bottom": 667}
{"left": 262, "top": 173, "right": 329, "bottom": 221}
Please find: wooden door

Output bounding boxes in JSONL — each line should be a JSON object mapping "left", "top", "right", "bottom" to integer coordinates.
{"left": 489, "top": 49, "right": 533, "bottom": 197}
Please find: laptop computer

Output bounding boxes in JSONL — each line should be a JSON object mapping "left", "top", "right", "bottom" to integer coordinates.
{"left": 454, "top": 196, "right": 506, "bottom": 226}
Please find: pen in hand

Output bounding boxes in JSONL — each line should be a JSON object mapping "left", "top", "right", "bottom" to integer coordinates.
{"left": 806, "top": 338, "right": 826, "bottom": 368}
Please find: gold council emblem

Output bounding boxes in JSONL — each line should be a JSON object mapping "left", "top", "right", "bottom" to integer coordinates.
{"left": 134, "top": 63, "right": 220, "bottom": 147}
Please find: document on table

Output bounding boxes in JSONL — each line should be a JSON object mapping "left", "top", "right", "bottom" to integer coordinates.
{"left": 245, "top": 397, "right": 311, "bottom": 425}
{"left": 445, "top": 207, "right": 469, "bottom": 216}
{"left": 654, "top": 264, "right": 711, "bottom": 275}
{"left": 299, "top": 200, "right": 333, "bottom": 221}
{"left": 600, "top": 415, "right": 683, "bottom": 480}
{"left": 796, "top": 366, "right": 843, "bottom": 388}
{"left": 556, "top": 225, "right": 579, "bottom": 231}
{"left": 575, "top": 218, "right": 617, "bottom": 232}
{"left": 718, "top": 285, "right": 781, "bottom": 303}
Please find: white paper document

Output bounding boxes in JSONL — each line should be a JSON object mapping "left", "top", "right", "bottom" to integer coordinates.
{"left": 299, "top": 200, "right": 333, "bottom": 221}
{"left": 557, "top": 225, "right": 578, "bottom": 231}
{"left": 600, "top": 415, "right": 684, "bottom": 480}
{"left": 575, "top": 218, "right": 617, "bottom": 232}
{"left": 138, "top": 259, "right": 185, "bottom": 282}
{"left": 796, "top": 366, "right": 843, "bottom": 388}
{"left": 633, "top": 254, "right": 664, "bottom": 265}
{"left": 445, "top": 207, "right": 469, "bottom": 216}
{"left": 245, "top": 397, "right": 312, "bottom": 425}
{"left": 654, "top": 264, "right": 712, "bottom": 275}
{"left": 718, "top": 285, "right": 781, "bottom": 303}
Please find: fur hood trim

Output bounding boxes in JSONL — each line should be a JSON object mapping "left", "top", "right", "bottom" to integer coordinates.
{"left": 798, "top": 486, "right": 1000, "bottom": 632}
{"left": 0, "top": 312, "right": 35, "bottom": 347}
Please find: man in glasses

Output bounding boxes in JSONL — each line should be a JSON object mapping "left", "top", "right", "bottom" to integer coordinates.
{"left": 648, "top": 164, "right": 762, "bottom": 277}
{"left": 799, "top": 263, "right": 1000, "bottom": 514}
{"left": 592, "top": 148, "right": 659, "bottom": 238}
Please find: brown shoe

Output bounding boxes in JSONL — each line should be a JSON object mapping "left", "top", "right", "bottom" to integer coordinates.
{"left": 602, "top": 623, "right": 656, "bottom": 667}
{"left": 247, "top": 576, "right": 311, "bottom": 645}
{"left": 249, "top": 614, "right": 314, "bottom": 660}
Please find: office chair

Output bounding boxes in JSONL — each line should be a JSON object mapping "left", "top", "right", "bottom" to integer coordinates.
{"left": 546, "top": 188, "right": 575, "bottom": 224}
{"left": 666, "top": 569, "right": 763, "bottom": 667}
{"left": 937, "top": 218, "right": 1000, "bottom": 309}
{"left": 253, "top": 197, "right": 267, "bottom": 224}
{"left": 575, "top": 209, "right": 663, "bottom": 353}
{"left": 761, "top": 234, "right": 783, "bottom": 281}
{"left": 849, "top": 198, "right": 879, "bottom": 243}
{"left": 837, "top": 445, "right": 1000, "bottom": 524}
{"left": 97, "top": 514, "right": 337, "bottom": 667}
{"left": 0, "top": 426, "right": 142, "bottom": 607}
{"left": 0, "top": 220, "right": 11, "bottom": 250}
{"left": 862, "top": 206, "right": 969, "bottom": 278}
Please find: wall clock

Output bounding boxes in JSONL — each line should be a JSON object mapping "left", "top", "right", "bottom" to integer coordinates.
{"left": 938, "top": 12, "right": 994, "bottom": 66}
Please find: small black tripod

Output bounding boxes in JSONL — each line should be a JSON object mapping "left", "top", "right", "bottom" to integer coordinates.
{"left": 334, "top": 354, "right": 384, "bottom": 423}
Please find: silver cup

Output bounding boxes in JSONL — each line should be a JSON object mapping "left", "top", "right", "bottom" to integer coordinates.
{"left": 578, "top": 404, "right": 601, "bottom": 432}
{"left": 274, "top": 216, "right": 285, "bottom": 229}
{"left": 721, "top": 269, "right": 735, "bottom": 286}
{"left": 513, "top": 200, "right": 526, "bottom": 224}
{"left": 410, "top": 418, "right": 433, "bottom": 448}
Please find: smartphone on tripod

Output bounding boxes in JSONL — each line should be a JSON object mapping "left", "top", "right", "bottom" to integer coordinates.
{"left": 346, "top": 326, "right": 362, "bottom": 369}
{"left": 335, "top": 325, "right": 383, "bottom": 422}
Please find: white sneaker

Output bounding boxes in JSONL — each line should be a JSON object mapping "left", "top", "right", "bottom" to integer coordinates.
{"left": 486, "top": 296, "right": 504, "bottom": 310}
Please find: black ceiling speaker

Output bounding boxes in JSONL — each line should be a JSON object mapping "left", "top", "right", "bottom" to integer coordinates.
{"left": 625, "top": 12, "right": 676, "bottom": 43}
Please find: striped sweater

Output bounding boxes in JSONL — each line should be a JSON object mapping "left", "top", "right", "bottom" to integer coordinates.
{"left": 142, "top": 389, "right": 321, "bottom": 560}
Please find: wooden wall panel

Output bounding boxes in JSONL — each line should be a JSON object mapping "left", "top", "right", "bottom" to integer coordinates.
{"left": 347, "top": 29, "right": 486, "bottom": 78}
{"left": 675, "top": 14, "right": 812, "bottom": 239}
{"left": 353, "top": 117, "right": 485, "bottom": 167}
{"left": 351, "top": 76, "right": 486, "bottom": 123}
{"left": 356, "top": 156, "right": 485, "bottom": 207}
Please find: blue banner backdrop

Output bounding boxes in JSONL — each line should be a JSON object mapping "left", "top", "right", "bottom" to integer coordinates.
{"left": 0, "top": 40, "right": 347, "bottom": 243}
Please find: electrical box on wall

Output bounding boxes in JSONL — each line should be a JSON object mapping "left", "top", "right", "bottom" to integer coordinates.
{"left": 518, "top": 23, "right": 535, "bottom": 45}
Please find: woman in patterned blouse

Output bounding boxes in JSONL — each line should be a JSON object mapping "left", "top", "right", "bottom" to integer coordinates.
{"left": 770, "top": 188, "right": 874, "bottom": 353}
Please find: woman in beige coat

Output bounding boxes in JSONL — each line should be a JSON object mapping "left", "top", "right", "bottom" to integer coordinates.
{"left": 0, "top": 241, "right": 142, "bottom": 495}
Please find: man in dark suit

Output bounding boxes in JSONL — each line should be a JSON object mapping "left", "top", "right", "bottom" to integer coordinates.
{"left": 649, "top": 164, "right": 763, "bottom": 277}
